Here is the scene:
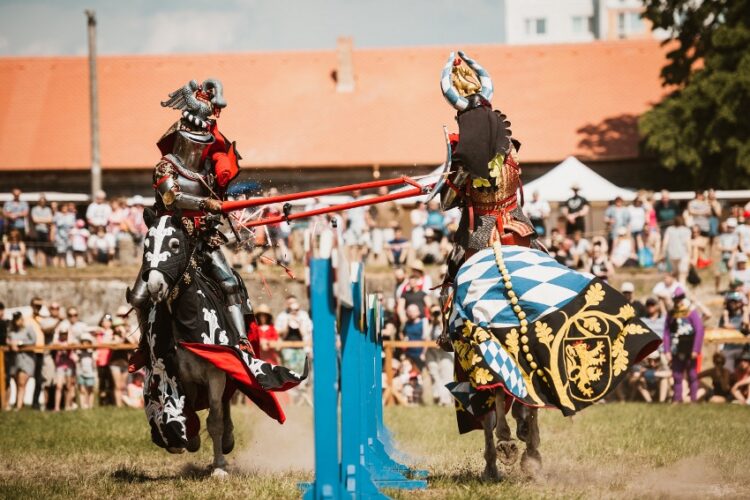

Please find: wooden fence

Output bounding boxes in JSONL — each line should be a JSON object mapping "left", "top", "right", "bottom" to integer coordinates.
{"left": 2, "top": 329, "right": 748, "bottom": 409}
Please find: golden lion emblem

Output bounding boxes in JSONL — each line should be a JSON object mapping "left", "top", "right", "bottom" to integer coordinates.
{"left": 565, "top": 341, "right": 606, "bottom": 397}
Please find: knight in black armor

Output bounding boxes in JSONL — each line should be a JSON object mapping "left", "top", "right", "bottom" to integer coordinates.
{"left": 127, "top": 79, "right": 252, "bottom": 350}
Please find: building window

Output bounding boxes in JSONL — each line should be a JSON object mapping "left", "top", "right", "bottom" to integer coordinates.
{"left": 629, "top": 12, "right": 644, "bottom": 33}
{"left": 536, "top": 18, "right": 547, "bottom": 34}
{"left": 572, "top": 15, "right": 584, "bottom": 33}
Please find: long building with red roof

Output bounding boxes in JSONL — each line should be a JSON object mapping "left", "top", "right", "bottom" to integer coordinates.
{"left": 0, "top": 39, "right": 672, "bottom": 195}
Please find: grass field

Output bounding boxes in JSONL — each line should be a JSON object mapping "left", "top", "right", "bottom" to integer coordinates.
{"left": 0, "top": 403, "right": 748, "bottom": 499}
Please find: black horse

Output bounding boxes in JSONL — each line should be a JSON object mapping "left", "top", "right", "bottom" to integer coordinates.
{"left": 135, "top": 210, "right": 307, "bottom": 476}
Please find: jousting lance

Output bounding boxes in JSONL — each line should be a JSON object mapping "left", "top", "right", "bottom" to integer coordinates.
{"left": 220, "top": 176, "right": 435, "bottom": 228}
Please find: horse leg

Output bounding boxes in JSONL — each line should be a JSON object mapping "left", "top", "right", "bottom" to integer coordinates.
{"left": 183, "top": 381, "right": 201, "bottom": 453}
{"left": 206, "top": 369, "right": 228, "bottom": 477}
{"left": 520, "top": 408, "right": 542, "bottom": 477}
{"left": 221, "top": 397, "right": 235, "bottom": 455}
{"left": 495, "top": 392, "right": 519, "bottom": 466}
{"left": 481, "top": 403, "right": 500, "bottom": 481}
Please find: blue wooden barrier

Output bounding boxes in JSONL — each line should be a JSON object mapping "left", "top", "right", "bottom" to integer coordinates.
{"left": 303, "top": 258, "right": 427, "bottom": 499}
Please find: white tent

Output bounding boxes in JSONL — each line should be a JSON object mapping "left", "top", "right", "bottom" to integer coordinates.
{"left": 523, "top": 156, "right": 635, "bottom": 203}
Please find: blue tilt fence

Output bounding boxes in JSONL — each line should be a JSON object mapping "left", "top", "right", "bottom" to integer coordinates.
{"left": 302, "top": 258, "right": 427, "bottom": 499}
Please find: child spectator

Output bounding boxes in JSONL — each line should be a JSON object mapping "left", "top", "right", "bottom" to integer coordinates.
{"left": 588, "top": 242, "right": 613, "bottom": 282}
{"left": 69, "top": 219, "right": 90, "bottom": 268}
{"left": 3, "top": 228, "right": 26, "bottom": 275}
{"left": 88, "top": 226, "right": 116, "bottom": 265}
{"left": 76, "top": 333, "right": 96, "bottom": 409}
{"left": 52, "top": 323, "right": 77, "bottom": 411}
{"left": 663, "top": 287, "right": 705, "bottom": 403}
{"left": 250, "top": 304, "right": 280, "bottom": 365}
{"left": 122, "top": 371, "right": 145, "bottom": 409}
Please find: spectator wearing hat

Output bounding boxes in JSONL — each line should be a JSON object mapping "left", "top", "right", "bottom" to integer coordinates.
{"left": 562, "top": 184, "right": 589, "bottom": 236}
{"left": 716, "top": 218, "right": 740, "bottom": 292}
{"left": 85, "top": 190, "right": 111, "bottom": 230}
{"left": 621, "top": 282, "right": 646, "bottom": 317}
{"left": 7, "top": 311, "right": 36, "bottom": 410}
{"left": 250, "top": 304, "right": 280, "bottom": 365}
{"left": 661, "top": 215, "right": 692, "bottom": 284}
{"left": 416, "top": 227, "right": 445, "bottom": 265}
{"left": 663, "top": 287, "right": 705, "bottom": 403}
{"left": 407, "top": 260, "right": 432, "bottom": 292}
{"left": 385, "top": 226, "right": 410, "bottom": 267}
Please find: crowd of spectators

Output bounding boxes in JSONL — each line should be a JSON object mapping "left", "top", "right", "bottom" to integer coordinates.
{"left": 1, "top": 188, "right": 147, "bottom": 273}
{"left": 3, "top": 184, "right": 750, "bottom": 409}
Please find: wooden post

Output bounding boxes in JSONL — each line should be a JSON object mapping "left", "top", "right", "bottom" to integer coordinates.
{"left": 85, "top": 10, "right": 101, "bottom": 198}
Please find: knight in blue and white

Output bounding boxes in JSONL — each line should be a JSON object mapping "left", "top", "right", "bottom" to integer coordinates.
{"left": 435, "top": 52, "right": 661, "bottom": 436}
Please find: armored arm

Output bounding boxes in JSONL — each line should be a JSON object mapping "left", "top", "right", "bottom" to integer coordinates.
{"left": 153, "top": 159, "right": 221, "bottom": 212}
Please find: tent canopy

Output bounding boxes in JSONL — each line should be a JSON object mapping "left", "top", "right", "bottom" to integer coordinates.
{"left": 523, "top": 156, "right": 634, "bottom": 203}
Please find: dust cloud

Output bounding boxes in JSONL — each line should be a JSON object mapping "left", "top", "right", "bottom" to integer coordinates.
{"left": 235, "top": 405, "right": 315, "bottom": 473}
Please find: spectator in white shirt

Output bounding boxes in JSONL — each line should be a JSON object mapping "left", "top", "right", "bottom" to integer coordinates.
{"left": 628, "top": 197, "right": 648, "bottom": 250}
{"left": 85, "top": 190, "right": 112, "bottom": 229}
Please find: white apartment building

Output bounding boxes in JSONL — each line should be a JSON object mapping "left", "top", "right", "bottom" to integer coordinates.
{"left": 502, "top": 0, "right": 666, "bottom": 45}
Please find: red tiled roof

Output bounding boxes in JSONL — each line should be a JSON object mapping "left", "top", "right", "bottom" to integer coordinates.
{"left": 0, "top": 40, "right": 668, "bottom": 171}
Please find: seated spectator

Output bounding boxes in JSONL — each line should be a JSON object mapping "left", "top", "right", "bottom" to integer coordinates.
{"left": 730, "top": 352, "right": 750, "bottom": 404}
{"left": 690, "top": 224, "right": 711, "bottom": 270}
{"left": 698, "top": 352, "right": 733, "bottom": 403}
{"left": 719, "top": 291, "right": 750, "bottom": 370}
{"left": 652, "top": 273, "right": 684, "bottom": 313}
{"left": 250, "top": 304, "right": 280, "bottom": 365}
{"left": 76, "top": 333, "right": 96, "bottom": 409}
{"left": 621, "top": 282, "right": 646, "bottom": 317}
{"left": 416, "top": 228, "right": 444, "bottom": 265}
{"left": 716, "top": 218, "right": 739, "bottom": 292}
{"left": 569, "top": 230, "right": 591, "bottom": 269}
{"left": 629, "top": 351, "right": 669, "bottom": 403}
{"left": 588, "top": 242, "right": 613, "bottom": 282}
{"left": 407, "top": 260, "right": 433, "bottom": 292}
{"left": 385, "top": 226, "right": 410, "bottom": 267}
{"left": 641, "top": 223, "right": 661, "bottom": 268}
{"left": 3, "top": 228, "right": 27, "bottom": 275}
{"left": 122, "top": 371, "right": 145, "bottom": 409}
{"left": 730, "top": 253, "right": 750, "bottom": 294}
{"left": 424, "top": 200, "right": 446, "bottom": 241}
{"left": 88, "top": 226, "right": 116, "bottom": 265}
{"left": 8, "top": 312, "right": 36, "bottom": 410}
{"left": 611, "top": 227, "right": 638, "bottom": 268}
{"left": 553, "top": 238, "right": 575, "bottom": 268}
{"left": 86, "top": 190, "right": 112, "bottom": 230}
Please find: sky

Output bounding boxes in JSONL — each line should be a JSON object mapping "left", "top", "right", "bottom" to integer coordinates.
{"left": 0, "top": 0, "right": 507, "bottom": 56}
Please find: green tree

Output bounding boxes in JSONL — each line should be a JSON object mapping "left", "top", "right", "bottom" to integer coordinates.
{"left": 639, "top": 0, "right": 750, "bottom": 187}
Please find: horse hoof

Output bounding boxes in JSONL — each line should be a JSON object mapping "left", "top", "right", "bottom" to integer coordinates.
{"left": 211, "top": 468, "right": 229, "bottom": 479}
{"left": 222, "top": 434, "right": 235, "bottom": 455}
{"left": 166, "top": 447, "right": 186, "bottom": 454}
{"left": 186, "top": 435, "right": 201, "bottom": 453}
{"left": 482, "top": 464, "right": 501, "bottom": 482}
{"left": 496, "top": 440, "right": 519, "bottom": 466}
{"left": 520, "top": 452, "right": 542, "bottom": 478}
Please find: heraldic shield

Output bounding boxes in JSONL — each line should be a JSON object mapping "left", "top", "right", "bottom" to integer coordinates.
{"left": 447, "top": 244, "right": 661, "bottom": 433}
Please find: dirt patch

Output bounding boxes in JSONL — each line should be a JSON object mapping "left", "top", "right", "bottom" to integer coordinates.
{"left": 628, "top": 455, "right": 735, "bottom": 499}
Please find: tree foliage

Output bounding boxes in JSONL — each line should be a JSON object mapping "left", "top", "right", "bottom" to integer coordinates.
{"left": 639, "top": 0, "right": 750, "bottom": 187}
